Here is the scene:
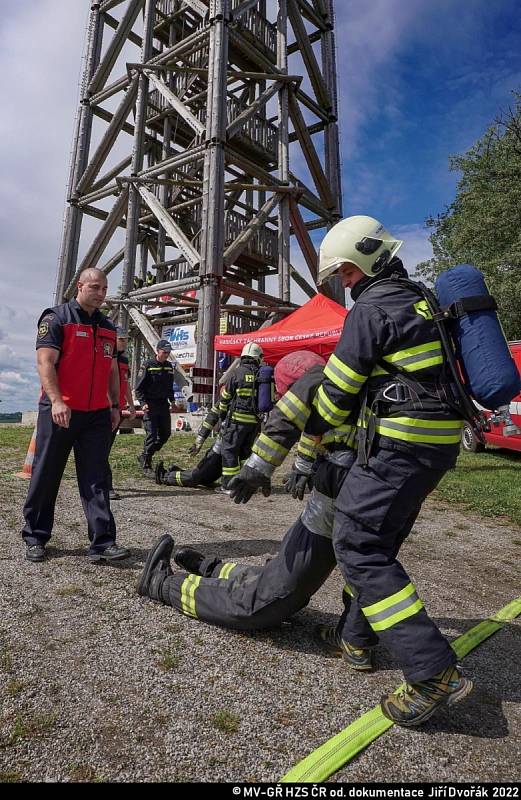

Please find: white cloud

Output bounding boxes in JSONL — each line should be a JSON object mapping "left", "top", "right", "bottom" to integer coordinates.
{"left": 0, "top": 370, "right": 30, "bottom": 385}
{"left": 393, "top": 224, "right": 434, "bottom": 275}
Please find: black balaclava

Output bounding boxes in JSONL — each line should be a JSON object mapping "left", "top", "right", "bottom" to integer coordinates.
{"left": 351, "top": 257, "right": 408, "bottom": 302}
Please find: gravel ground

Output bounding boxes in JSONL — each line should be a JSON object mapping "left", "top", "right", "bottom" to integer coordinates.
{"left": 1, "top": 463, "right": 520, "bottom": 783}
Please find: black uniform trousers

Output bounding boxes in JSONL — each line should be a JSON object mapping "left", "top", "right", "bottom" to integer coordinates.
{"left": 107, "top": 426, "right": 119, "bottom": 491}
{"left": 161, "top": 519, "right": 336, "bottom": 630}
{"left": 22, "top": 405, "right": 116, "bottom": 554}
{"left": 333, "top": 447, "right": 456, "bottom": 684}
{"left": 164, "top": 445, "right": 222, "bottom": 488}
{"left": 143, "top": 401, "right": 171, "bottom": 459}
{"left": 220, "top": 421, "right": 259, "bottom": 488}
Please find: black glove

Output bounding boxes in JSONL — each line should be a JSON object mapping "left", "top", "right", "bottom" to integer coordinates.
{"left": 188, "top": 436, "right": 204, "bottom": 456}
{"left": 284, "top": 468, "right": 312, "bottom": 501}
{"left": 228, "top": 465, "right": 272, "bottom": 504}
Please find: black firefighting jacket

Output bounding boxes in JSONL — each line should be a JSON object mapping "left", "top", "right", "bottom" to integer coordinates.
{"left": 135, "top": 358, "right": 175, "bottom": 406}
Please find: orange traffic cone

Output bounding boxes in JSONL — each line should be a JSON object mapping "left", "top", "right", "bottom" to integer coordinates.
{"left": 16, "top": 427, "right": 37, "bottom": 479}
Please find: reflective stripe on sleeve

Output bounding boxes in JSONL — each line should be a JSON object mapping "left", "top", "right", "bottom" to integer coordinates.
{"left": 362, "top": 583, "right": 424, "bottom": 632}
{"left": 324, "top": 353, "right": 367, "bottom": 395}
{"left": 313, "top": 385, "right": 352, "bottom": 427}
{"left": 252, "top": 432, "right": 289, "bottom": 466}
{"left": 277, "top": 390, "right": 310, "bottom": 431}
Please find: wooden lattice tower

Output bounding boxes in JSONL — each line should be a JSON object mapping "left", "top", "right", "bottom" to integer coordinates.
{"left": 55, "top": 0, "right": 343, "bottom": 394}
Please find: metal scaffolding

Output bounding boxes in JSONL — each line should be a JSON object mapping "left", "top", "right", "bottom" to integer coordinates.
{"left": 56, "top": 0, "right": 343, "bottom": 394}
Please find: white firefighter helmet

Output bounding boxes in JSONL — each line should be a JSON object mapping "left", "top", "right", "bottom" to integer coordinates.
{"left": 241, "top": 342, "right": 263, "bottom": 361}
{"left": 318, "top": 215, "right": 403, "bottom": 284}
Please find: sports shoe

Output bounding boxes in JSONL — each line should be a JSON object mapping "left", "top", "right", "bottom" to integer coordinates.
{"left": 26, "top": 543, "right": 46, "bottom": 562}
{"left": 137, "top": 534, "right": 175, "bottom": 601}
{"left": 174, "top": 546, "right": 205, "bottom": 575}
{"left": 315, "top": 624, "right": 374, "bottom": 671}
{"left": 88, "top": 544, "right": 130, "bottom": 563}
{"left": 155, "top": 461, "right": 166, "bottom": 485}
{"left": 109, "top": 489, "right": 121, "bottom": 500}
{"left": 380, "top": 664, "right": 474, "bottom": 727}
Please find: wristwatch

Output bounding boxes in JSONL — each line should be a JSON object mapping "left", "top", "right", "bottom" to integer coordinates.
{"left": 111, "top": 404, "right": 120, "bottom": 410}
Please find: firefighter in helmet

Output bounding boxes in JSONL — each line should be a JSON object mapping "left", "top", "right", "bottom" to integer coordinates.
{"left": 218, "top": 342, "right": 264, "bottom": 493}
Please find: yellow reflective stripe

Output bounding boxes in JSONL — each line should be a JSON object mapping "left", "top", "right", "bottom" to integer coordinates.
{"left": 231, "top": 412, "right": 258, "bottom": 423}
{"left": 362, "top": 582, "right": 424, "bottom": 632}
{"left": 324, "top": 354, "right": 366, "bottom": 394}
{"left": 180, "top": 574, "right": 201, "bottom": 618}
{"left": 174, "top": 471, "right": 183, "bottom": 486}
{"left": 322, "top": 423, "right": 357, "bottom": 448}
{"left": 343, "top": 584, "right": 354, "bottom": 598}
{"left": 221, "top": 389, "right": 232, "bottom": 399}
{"left": 222, "top": 466, "right": 240, "bottom": 476}
{"left": 297, "top": 436, "right": 318, "bottom": 458}
{"left": 313, "top": 386, "right": 351, "bottom": 426}
{"left": 370, "top": 599, "right": 424, "bottom": 631}
{"left": 374, "top": 415, "right": 463, "bottom": 444}
{"left": 382, "top": 341, "right": 443, "bottom": 372}
{"left": 237, "top": 388, "right": 254, "bottom": 396}
{"left": 277, "top": 391, "right": 310, "bottom": 431}
{"left": 252, "top": 433, "right": 289, "bottom": 466}
{"left": 218, "top": 562, "right": 237, "bottom": 580}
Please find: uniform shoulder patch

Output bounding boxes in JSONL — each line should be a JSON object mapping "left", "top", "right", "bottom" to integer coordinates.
{"left": 38, "top": 322, "right": 49, "bottom": 338}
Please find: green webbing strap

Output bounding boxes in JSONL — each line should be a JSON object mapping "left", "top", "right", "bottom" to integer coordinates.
{"left": 281, "top": 595, "right": 521, "bottom": 783}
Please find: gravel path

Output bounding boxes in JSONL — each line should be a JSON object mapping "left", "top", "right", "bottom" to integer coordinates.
{"left": 1, "top": 469, "right": 520, "bottom": 783}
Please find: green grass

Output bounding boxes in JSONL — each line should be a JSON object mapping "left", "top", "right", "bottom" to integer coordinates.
{"left": 0, "top": 425, "right": 205, "bottom": 484}
{"left": 2, "top": 427, "right": 521, "bottom": 526}
{"left": 434, "top": 449, "right": 521, "bottom": 527}
{"left": 211, "top": 710, "right": 240, "bottom": 733}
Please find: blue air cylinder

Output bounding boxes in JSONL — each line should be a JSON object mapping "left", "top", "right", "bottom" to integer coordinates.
{"left": 257, "top": 364, "right": 275, "bottom": 413}
{"left": 435, "top": 264, "right": 521, "bottom": 409}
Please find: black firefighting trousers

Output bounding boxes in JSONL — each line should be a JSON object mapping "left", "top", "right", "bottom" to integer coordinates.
{"left": 142, "top": 401, "right": 171, "bottom": 460}
{"left": 163, "top": 445, "right": 222, "bottom": 488}
{"left": 159, "top": 454, "right": 355, "bottom": 629}
{"left": 220, "top": 421, "right": 259, "bottom": 488}
{"left": 22, "top": 405, "right": 116, "bottom": 553}
{"left": 333, "top": 448, "right": 456, "bottom": 683}
{"left": 161, "top": 518, "right": 336, "bottom": 630}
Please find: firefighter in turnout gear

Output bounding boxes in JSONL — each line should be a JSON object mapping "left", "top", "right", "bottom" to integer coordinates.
{"left": 155, "top": 403, "right": 223, "bottom": 488}
{"left": 137, "top": 351, "right": 364, "bottom": 636}
{"left": 135, "top": 340, "right": 176, "bottom": 474}
{"left": 305, "top": 215, "right": 473, "bottom": 726}
{"left": 218, "top": 342, "right": 264, "bottom": 493}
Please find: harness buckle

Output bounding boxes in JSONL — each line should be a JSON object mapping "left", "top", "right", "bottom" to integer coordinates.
{"left": 381, "top": 382, "right": 410, "bottom": 403}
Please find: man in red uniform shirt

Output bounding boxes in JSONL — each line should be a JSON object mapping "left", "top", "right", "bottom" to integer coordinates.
{"left": 22, "top": 268, "right": 130, "bottom": 563}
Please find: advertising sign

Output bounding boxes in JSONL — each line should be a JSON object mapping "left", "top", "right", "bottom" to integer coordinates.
{"left": 161, "top": 323, "right": 197, "bottom": 366}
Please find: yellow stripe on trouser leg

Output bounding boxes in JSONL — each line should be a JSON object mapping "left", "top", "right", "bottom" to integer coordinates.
{"left": 281, "top": 594, "right": 521, "bottom": 783}
{"left": 180, "top": 574, "right": 202, "bottom": 618}
{"left": 362, "top": 582, "right": 424, "bottom": 631}
{"left": 218, "top": 562, "right": 237, "bottom": 580}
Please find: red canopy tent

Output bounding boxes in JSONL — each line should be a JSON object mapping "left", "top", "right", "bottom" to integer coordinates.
{"left": 214, "top": 293, "right": 347, "bottom": 365}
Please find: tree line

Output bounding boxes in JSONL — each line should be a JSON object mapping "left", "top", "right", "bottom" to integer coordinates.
{"left": 416, "top": 92, "right": 521, "bottom": 341}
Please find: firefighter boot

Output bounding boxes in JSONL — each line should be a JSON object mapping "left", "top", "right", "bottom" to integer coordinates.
{"left": 380, "top": 664, "right": 474, "bottom": 727}
{"left": 155, "top": 461, "right": 166, "bottom": 485}
{"left": 315, "top": 624, "right": 374, "bottom": 671}
{"left": 174, "top": 546, "right": 205, "bottom": 575}
{"left": 137, "top": 534, "right": 174, "bottom": 602}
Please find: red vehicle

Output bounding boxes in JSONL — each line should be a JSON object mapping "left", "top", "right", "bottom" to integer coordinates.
{"left": 461, "top": 341, "right": 521, "bottom": 453}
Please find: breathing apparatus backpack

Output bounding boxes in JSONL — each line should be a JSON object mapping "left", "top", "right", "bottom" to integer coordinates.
{"left": 385, "top": 264, "right": 521, "bottom": 443}
{"left": 256, "top": 364, "right": 275, "bottom": 413}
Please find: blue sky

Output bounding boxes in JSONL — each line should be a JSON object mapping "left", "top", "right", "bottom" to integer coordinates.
{"left": 0, "top": 0, "right": 520, "bottom": 411}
